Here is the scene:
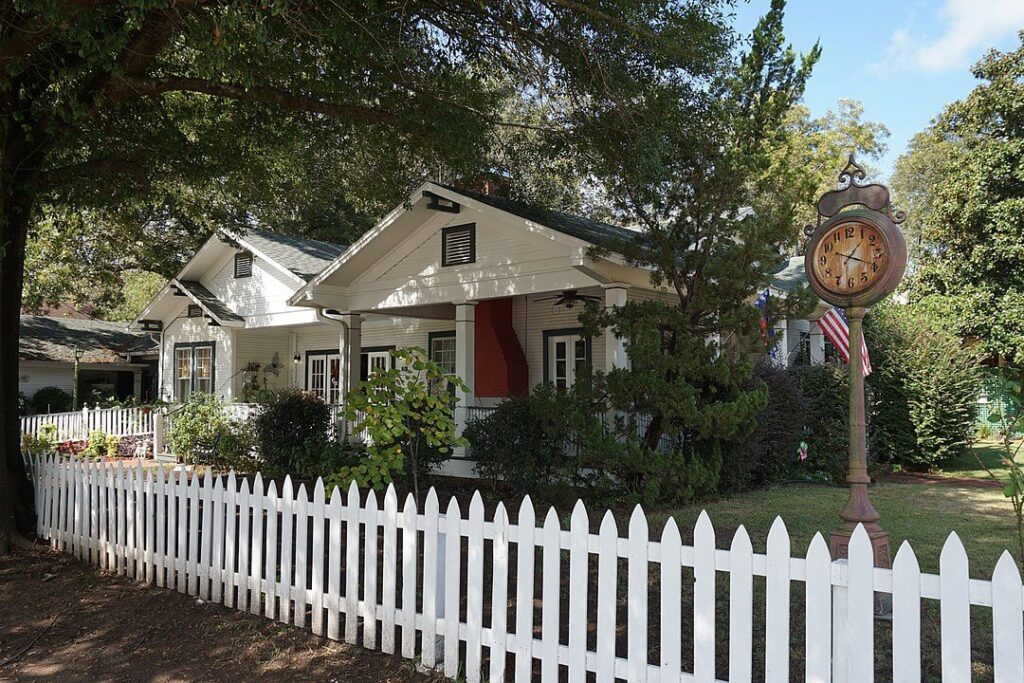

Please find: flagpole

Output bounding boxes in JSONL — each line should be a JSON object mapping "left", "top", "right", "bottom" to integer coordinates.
{"left": 830, "top": 307, "right": 892, "bottom": 579}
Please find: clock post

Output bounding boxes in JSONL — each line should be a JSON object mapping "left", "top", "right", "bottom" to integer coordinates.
{"left": 802, "top": 156, "right": 907, "bottom": 576}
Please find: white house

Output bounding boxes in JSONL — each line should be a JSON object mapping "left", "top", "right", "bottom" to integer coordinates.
{"left": 133, "top": 182, "right": 827, "bottom": 473}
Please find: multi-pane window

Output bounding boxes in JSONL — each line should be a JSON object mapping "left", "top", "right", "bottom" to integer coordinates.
{"left": 430, "top": 335, "right": 457, "bottom": 374}
{"left": 361, "top": 349, "right": 392, "bottom": 381}
{"left": 547, "top": 333, "right": 589, "bottom": 388}
{"left": 441, "top": 224, "right": 475, "bottom": 267}
{"left": 174, "top": 344, "right": 214, "bottom": 400}
{"left": 306, "top": 352, "right": 341, "bottom": 404}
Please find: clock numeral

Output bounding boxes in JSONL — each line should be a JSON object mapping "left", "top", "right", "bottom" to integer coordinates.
{"left": 869, "top": 234, "right": 876, "bottom": 244}
{"left": 872, "top": 262, "right": 878, "bottom": 272}
{"left": 833, "top": 231, "right": 842, "bottom": 242}
{"left": 845, "top": 226, "right": 855, "bottom": 239}
{"left": 825, "top": 267, "right": 832, "bottom": 276}
{"left": 835, "top": 276, "right": 842, "bottom": 287}
{"left": 819, "top": 255, "right": 827, "bottom": 266}
{"left": 860, "top": 271, "right": 868, "bottom": 283}
{"left": 824, "top": 242, "right": 833, "bottom": 253}
{"left": 847, "top": 277, "right": 855, "bottom": 289}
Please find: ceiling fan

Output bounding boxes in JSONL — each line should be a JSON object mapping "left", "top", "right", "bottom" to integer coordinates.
{"left": 534, "top": 289, "right": 601, "bottom": 311}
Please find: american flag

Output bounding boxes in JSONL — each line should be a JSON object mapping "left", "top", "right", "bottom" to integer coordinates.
{"left": 818, "top": 307, "right": 872, "bottom": 376}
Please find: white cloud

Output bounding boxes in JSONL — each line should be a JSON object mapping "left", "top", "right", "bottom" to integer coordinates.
{"left": 871, "top": 0, "right": 1024, "bottom": 74}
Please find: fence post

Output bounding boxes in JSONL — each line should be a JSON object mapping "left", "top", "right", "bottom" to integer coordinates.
{"left": 80, "top": 405, "right": 89, "bottom": 441}
{"left": 832, "top": 558, "right": 849, "bottom": 683}
{"left": 153, "top": 410, "right": 164, "bottom": 458}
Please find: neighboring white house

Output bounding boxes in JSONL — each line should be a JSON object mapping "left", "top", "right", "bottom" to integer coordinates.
{"left": 132, "top": 182, "right": 828, "bottom": 474}
{"left": 19, "top": 315, "right": 158, "bottom": 410}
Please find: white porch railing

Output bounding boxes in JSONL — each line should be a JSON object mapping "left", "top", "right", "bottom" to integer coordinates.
{"left": 21, "top": 406, "right": 156, "bottom": 442}
{"left": 28, "top": 455, "right": 1024, "bottom": 682}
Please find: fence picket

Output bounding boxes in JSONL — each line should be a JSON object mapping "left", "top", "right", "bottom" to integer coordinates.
{"left": 444, "top": 497, "right": 462, "bottom": 679}
{"left": 628, "top": 505, "right": 649, "bottom": 683}
{"left": 568, "top": 501, "right": 590, "bottom": 683}
{"left": 310, "top": 479, "right": 325, "bottom": 636}
{"left": 248, "top": 473, "right": 264, "bottom": 616}
{"left": 24, "top": 458, "right": 1024, "bottom": 683}
{"left": 363, "top": 489, "right": 380, "bottom": 649}
{"left": 693, "top": 511, "right": 715, "bottom": 683}
{"left": 382, "top": 485, "right": 398, "bottom": 654}
{"left": 402, "top": 493, "right": 419, "bottom": 659}
{"left": 224, "top": 472, "right": 238, "bottom": 609}
{"left": 805, "top": 533, "right": 832, "bottom": 683}
{"left": 515, "top": 496, "right": 536, "bottom": 683}
{"left": 765, "top": 517, "right": 791, "bottom": 683}
{"left": 596, "top": 511, "right": 617, "bottom": 683}
{"left": 491, "top": 502, "right": 510, "bottom": 683}
{"left": 540, "top": 508, "right": 561, "bottom": 683}
{"left": 346, "top": 482, "right": 361, "bottom": 644}
{"left": 278, "top": 476, "right": 295, "bottom": 624}
{"left": 728, "top": 526, "right": 753, "bottom": 683}
{"left": 237, "top": 477, "right": 251, "bottom": 613}
{"left": 892, "top": 541, "right": 921, "bottom": 683}
{"left": 992, "top": 551, "right": 1024, "bottom": 683}
{"left": 263, "top": 480, "right": 279, "bottom": 618}
{"left": 940, "top": 532, "right": 971, "bottom": 683}
{"left": 293, "top": 483, "right": 309, "bottom": 628}
{"left": 327, "top": 487, "right": 344, "bottom": 641}
{"left": 421, "top": 488, "right": 440, "bottom": 669}
{"left": 659, "top": 518, "right": 681, "bottom": 683}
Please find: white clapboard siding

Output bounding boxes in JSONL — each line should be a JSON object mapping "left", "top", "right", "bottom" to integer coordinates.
{"left": 28, "top": 456, "right": 1024, "bottom": 683}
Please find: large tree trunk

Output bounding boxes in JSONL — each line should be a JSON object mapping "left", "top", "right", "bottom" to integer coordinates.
{"left": 0, "top": 122, "right": 42, "bottom": 555}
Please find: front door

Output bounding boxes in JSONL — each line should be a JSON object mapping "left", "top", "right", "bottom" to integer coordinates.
{"left": 307, "top": 352, "right": 341, "bottom": 403}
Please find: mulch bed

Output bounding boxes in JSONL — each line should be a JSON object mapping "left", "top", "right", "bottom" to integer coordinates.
{"left": 0, "top": 545, "right": 436, "bottom": 683}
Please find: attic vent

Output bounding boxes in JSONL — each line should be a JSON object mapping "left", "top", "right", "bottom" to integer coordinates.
{"left": 234, "top": 251, "right": 253, "bottom": 278}
{"left": 441, "top": 224, "right": 475, "bottom": 267}
{"left": 187, "top": 304, "right": 203, "bottom": 318}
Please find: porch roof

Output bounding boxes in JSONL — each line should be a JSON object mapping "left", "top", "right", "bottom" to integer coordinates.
{"left": 175, "top": 280, "right": 244, "bottom": 324}
{"left": 20, "top": 315, "right": 156, "bottom": 364}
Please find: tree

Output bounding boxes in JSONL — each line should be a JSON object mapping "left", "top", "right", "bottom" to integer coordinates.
{"left": 0, "top": 1, "right": 733, "bottom": 552}
{"left": 889, "top": 125, "right": 958, "bottom": 261}
{"left": 580, "top": 0, "right": 819, "bottom": 473}
{"left": 770, "top": 99, "right": 889, "bottom": 230}
{"left": 909, "top": 36, "right": 1024, "bottom": 362}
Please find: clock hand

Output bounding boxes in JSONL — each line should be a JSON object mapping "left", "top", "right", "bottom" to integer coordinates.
{"left": 838, "top": 251, "right": 870, "bottom": 265}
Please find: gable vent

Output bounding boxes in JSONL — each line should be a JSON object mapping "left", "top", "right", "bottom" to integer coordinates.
{"left": 441, "top": 224, "right": 476, "bottom": 267}
{"left": 234, "top": 251, "right": 253, "bottom": 278}
{"left": 187, "top": 304, "right": 203, "bottom": 318}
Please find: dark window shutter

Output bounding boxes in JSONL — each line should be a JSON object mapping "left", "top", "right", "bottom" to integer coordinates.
{"left": 187, "top": 304, "right": 203, "bottom": 318}
{"left": 441, "top": 224, "right": 475, "bottom": 266}
{"left": 234, "top": 251, "right": 253, "bottom": 278}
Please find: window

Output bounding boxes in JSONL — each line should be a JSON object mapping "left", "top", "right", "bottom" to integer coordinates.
{"left": 360, "top": 347, "right": 394, "bottom": 382}
{"left": 305, "top": 351, "right": 341, "bottom": 403}
{"left": 173, "top": 343, "right": 215, "bottom": 399}
{"left": 544, "top": 330, "right": 590, "bottom": 388}
{"left": 429, "top": 333, "right": 457, "bottom": 374}
{"left": 234, "top": 251, "right": 253, "bottom": 278}
{"left": 441, "top": 224, "right": 475, "bottom": 267}
{"left": 187, "top": 304, "right": 203, "bottom": 318}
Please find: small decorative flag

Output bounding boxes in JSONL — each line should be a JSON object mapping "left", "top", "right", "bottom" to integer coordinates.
{"left": 754, "top": 289, "right": 778, "bottom": 359}
{"left": 798, "top": 440, "right": 809, "bottom": 462}
{"left": 818, "top": 306, "right": 872, "bottom": 376}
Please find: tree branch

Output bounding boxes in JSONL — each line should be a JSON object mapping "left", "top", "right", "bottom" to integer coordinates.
{"left": 105, "top": 76, "right": 401, "bottom": 126}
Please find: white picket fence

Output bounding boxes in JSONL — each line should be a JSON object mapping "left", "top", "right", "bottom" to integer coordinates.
{"left": 21, "top": 406, "right": 155, "bottom": 442}
{"left": 28, "top": 455, "right": 1024, "bottom": 682}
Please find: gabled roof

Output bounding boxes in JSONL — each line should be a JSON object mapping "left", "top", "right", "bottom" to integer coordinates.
{"left": 238, "top": 228, "right": 346, "bottom": 281}
{"left": 435, "top": 184, "right": 639, "bottom": 248}
{"left": 174, "top": 280, "right": 244, "bottom": 323}
{"left": 20, "top": 315, "right": 156, "bottom": 364}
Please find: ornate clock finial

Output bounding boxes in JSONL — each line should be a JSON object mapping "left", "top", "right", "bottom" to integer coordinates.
{"left": 837, "top": 153, "right": 868, "bottom": 189}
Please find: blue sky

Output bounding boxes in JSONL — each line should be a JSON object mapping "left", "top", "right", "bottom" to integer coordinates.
{"left": 733, "top": 0, "right": 1024, "bottom": 179}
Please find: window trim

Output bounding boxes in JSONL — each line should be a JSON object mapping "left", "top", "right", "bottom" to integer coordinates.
{"left": 305, "top": 348, "right": 342, "bottom": 403}
{"left": 234, "top": 251, "right": 254, "bottom": 278}
{"left": 172, "top": 341, "right": 216, "bottom": 399}
{"left": 441, "top": 223, "right": 476, "bottom": 267}
{"left": 542, "top": 327, "right": 592, "bottom": 387}
{"left": 427, "top": 330, "right": 457, "bottom": 371}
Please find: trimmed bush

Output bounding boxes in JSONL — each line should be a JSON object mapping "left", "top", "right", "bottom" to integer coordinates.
{"left": 865, "top": 301, "right": 983, "bottom": 470}
{"left": 30, "top": 386, "right": 72, "bottom": 414}
{"left": 168, "top": 393, "right": 232, "bottom": 464}
{"left": 253, "top": 390, "right": 333, "bottom": 476}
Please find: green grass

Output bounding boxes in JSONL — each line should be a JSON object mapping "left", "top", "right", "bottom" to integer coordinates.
{"left": 652, "top": 478, "right": 1018, "bottom": 577}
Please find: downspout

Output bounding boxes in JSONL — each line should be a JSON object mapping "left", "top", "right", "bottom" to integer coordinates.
{"left": 316, "top": 307, "right": 350, "bottom": 395}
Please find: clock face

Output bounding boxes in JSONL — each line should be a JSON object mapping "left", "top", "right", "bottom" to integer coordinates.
{"left": 811, "top": 219, "right": 889, "bottom": 296}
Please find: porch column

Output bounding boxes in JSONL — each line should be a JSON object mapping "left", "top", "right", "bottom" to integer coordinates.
{"left": 133, "top": 370, "right": 143, "bottom": 399}
{"left": 602, "top": 283, "right": 629, "bottom": 373}
{"left": 453, "top": 302, "right": 477, "bottom": 460}
{"left": 337, "top": 313, "right": 362, "bottom": 403}
{"left": 810, "top": 320, "right": 826, "bottom": 365}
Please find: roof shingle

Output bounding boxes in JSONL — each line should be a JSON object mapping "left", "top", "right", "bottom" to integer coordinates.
{"left": 20, "top": 316, "right": 156, "bottom": 364}
{"left": 240, "top": 229, "right": 346, "bottom": 281}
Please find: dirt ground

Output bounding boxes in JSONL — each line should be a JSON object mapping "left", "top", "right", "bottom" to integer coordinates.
{"left": 0, "top": 546, "right": 434, "bottom": 683}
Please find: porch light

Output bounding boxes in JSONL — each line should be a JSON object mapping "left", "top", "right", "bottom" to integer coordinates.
{"left": 293, "top": 352, "right": 301, "bottom": 364}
